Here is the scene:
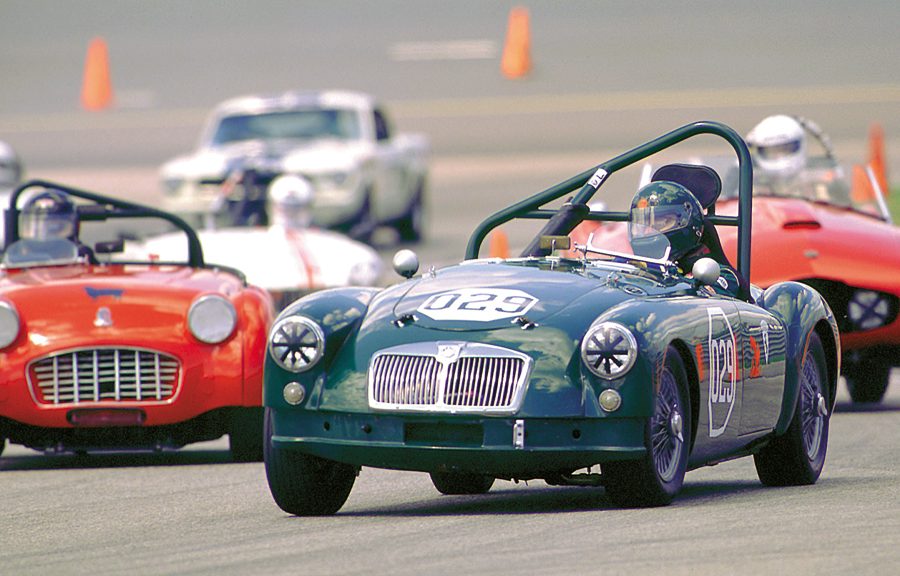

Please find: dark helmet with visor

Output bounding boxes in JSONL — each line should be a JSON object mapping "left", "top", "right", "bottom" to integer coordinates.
{"left": 20, "top": 189, "right": 78, "bottom": 241}
{"left": 628, "top": 180, "right": 704, "bottom": 261}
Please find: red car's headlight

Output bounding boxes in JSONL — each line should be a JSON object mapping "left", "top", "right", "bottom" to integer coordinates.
{"left": 0, "top": 300, "right": 20, "bottom": 349}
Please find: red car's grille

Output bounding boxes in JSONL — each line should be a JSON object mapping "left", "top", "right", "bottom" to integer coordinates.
{"left": 28, "top": 348, "right": 181, "bottom": 405}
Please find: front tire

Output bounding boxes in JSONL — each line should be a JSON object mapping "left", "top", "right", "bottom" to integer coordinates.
{"left": 264, "top": 408, "right": 357, "bottom": 516}
{"left": 844, "top": 357, "right": 891, "bottom": 404}
{"left": 603, "top": 347, "right": 691, "bottom": 507}
{"left": 754, "top": 332, "right": 830, "bottom": 486}
{"left": 430, "top": 472, "right": 494, "bottom": 495}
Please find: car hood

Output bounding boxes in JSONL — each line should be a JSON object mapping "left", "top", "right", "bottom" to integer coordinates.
{"left": 386, "top": 261, "right": 645, "bottom": 332}
{"left": 717, "top": 197, "right": 900, "bottom": 291}
{"left": 0, "top": 264, "right": 244, "bottom": 345}
{"left": 163, "top": 139, "right": 370, "bottom": 179}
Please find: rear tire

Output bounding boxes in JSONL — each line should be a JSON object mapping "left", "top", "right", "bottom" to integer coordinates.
{"left": 754, "top": 332, "right": 830, "bottom": 486}
{"left": 430, "top": 472, "right": 494, "bottom": 495}
{"left": 264, "top": 408, "right": 357, "bottom": 515}
{"left": 844, "top": 358, "right": 890, "bottom": 404}
{"left": 229, "top": 407, "right": 264, "bottom": 463}
{"left": 603, "top": 347, "right": 691, "bottom": 507}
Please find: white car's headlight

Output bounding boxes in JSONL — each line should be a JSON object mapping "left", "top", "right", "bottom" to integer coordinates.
{"left": 581, "top": 321, "right": 637, "bottom": 379}
{"left": 268, "top": 316, "right": 325, "bottom": 373}
{"left": 188, "top": 295, "right": 237, "bottom": 344}
{"left": 0, "top": 301, "right": 20, "bottom": 349}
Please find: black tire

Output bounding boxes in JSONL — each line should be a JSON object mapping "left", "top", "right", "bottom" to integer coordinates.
{"left": 347, "top": 192, "right": 377, "bottom": 244}
{"left": 844, "top": 359, "right": 891, "bottom": 404}
{"left": 754, "top": 332, "right": 830, "bottom": 486}
{"left": 263, "top": 408, "right": 357, "bottom": 515}
{"left": 429, "top": 471, "right": 495, "bottom": 495}
{"left": 603, "top": 347, "right": 691, "bottom": 507}
{"left": 229, "top": 407, "right": 264, "bottom": 463}
{"left": 396, "top": 182, "right": 425, "bottom": 243}
{"left": 1, "top": 435, "right": 7, "bottom": 458}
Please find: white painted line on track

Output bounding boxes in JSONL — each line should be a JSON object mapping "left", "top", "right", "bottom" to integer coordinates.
{"left": 388, "top": 40, "right": 498, "bottom": 61}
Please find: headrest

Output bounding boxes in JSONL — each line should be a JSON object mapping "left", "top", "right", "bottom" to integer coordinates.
{"left": 651, "top": 163, "right": 722, "bottom": 209}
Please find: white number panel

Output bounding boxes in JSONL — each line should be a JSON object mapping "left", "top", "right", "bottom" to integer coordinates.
{"left": 417, "top": 288, "right": 539, "bottom": 322}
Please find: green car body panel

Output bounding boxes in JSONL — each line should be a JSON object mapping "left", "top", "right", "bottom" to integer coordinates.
{"left": 263, "top": 121, "right": 841, "bottom": 505}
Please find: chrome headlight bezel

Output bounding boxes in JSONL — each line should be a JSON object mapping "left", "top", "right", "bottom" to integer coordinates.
{"left": 268, "top": 315, "right": 325, "bottom": 373}
{"left": 0, "top": 300, "right": 21, "bottom": 350}
{"left": 188, "top": 294, "right": 237, "bottom": 344}
{"left": 581, "top": 321, "right": 638, "bottom": 380}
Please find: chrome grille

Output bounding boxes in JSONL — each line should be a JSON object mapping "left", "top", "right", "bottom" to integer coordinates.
{"left": 28, "top": 348, "right": 181, "bottom": 405}
{"left": 368, "top": 342, "right": 531, "bottom": 414}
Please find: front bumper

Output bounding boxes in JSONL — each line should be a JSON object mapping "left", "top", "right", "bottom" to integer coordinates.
{"left": 270, "top": 409, "right": 647, "bottom": 477}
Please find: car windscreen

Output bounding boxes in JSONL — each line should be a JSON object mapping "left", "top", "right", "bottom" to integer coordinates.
{"left": 210, "top": 108, "right": 361, "bottom": 145}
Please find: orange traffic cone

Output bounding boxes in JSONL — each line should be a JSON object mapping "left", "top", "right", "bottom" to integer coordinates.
{"left": 81, "top": 37, "right": 114, "bottom": 111}
{"left": 489, "top": 229, "right": 510, "bottom": 259}
{"left": 868, "top": 123, "right": 889, "bottom": 196}
{"left": 501, "top": 7, "right": 532, "bottom": 79}
{"left": 851, "top": 164, "right": 874, "bottom": 204}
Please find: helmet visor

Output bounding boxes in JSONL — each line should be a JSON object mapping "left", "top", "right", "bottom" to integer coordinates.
{"left": 630, "top": 201, "right": 695, "bottom": 235}
{"left": 21, "top": 212, "right": 76, "bottom": 240}
{"left": 757, "top": 139, "right": 802, "bottom": 161}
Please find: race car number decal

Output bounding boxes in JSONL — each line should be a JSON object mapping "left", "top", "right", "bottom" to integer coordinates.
{"left": 417, "top": 288, "right": 538, "bottom": 322}
{"left": 707, "top": 307, "right": 737, "bottom": 438}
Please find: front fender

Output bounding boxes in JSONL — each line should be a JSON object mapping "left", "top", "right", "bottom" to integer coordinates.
{"left": 264, "top": 287, "right": 378, "bottom": 407}
{"left": 758, "top": 281, "right": 840, "bottom": 435}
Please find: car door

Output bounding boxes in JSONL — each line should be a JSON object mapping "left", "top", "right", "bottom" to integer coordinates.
{"left": 371, "top": 107, "right": 409, "bottom": 220}
{"left": 734, "top": 300, "right": 787, "bottom": 435}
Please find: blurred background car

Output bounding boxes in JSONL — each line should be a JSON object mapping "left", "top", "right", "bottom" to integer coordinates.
{"left": 159, "top": 90, "right": 430, "bottom": 244}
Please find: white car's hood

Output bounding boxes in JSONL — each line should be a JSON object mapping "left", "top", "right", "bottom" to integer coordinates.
{"left": 161, "top": 139, "right": 372, "bottom": 180}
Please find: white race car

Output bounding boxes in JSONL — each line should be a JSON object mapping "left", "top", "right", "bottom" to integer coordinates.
{"left": 130, "top": 175, "right": 384, "bottom": 310}
{"left": 160, "top": 90, "right": 429, "bottom": 242}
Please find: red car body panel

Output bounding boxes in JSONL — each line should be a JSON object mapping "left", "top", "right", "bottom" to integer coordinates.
{"left": 0, "top": 263, "right": 272, "bottom": 433}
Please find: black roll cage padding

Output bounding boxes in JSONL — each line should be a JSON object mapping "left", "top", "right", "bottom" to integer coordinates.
{"left": 5, "top": 179, "right": 206, "bottom": 268}
{"left": 520, "top": 201, "right": 590, "bottom": 257}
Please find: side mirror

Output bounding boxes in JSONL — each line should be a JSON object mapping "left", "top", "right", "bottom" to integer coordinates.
{"left": 538, "top": 235, "right": 571, "bottom": 252}
{"left": 392, "top": 249, "right": 419, "bottom": 279}
{"left": 95, "top": 239, "right": 125, "bottom": 255}
{"left": 691, "top": 257, "right": 721, "bottom": 286}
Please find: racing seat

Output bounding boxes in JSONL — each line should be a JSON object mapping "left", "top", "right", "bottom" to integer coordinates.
{"left": 651, "top": 163, "right": 751, "bottom": 301}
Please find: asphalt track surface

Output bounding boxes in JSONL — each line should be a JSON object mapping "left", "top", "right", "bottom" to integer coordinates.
{"left": 1, "top": 2, "right": 899, "bottom": 575}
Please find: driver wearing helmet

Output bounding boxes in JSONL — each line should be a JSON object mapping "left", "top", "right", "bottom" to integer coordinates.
{"left": 268, "top": 174, "right": 314, "bottom": 231}
{"left": 15, "top": 188, "right": 94, "bottom": 263}
{"left": 745, "top": 114, "right": 807, "bottom": 192}
{"left": 629, "top": 181, "right": 743, "bottom": 297}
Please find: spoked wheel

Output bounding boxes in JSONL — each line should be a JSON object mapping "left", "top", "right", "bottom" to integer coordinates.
{"left": 430, "top": 471, "right": 494, "bottom": 495}
{"left": 844, "top": 358, "right": 891, "bottom": 404}
{"left": 755, "top": 332, "right": 830, "bottom": 486}
{"left": 264, "top": 408, "right": 358, "bottom": 515}
{"left": 604, "top": 347, "right": 691, "bottom": 507}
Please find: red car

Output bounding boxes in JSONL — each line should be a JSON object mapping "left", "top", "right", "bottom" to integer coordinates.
{"left": 0, "top": 180, "right": 274, "bottom": 461}
{"left": 569, "top": 135, "right": 898, "bottom": 404}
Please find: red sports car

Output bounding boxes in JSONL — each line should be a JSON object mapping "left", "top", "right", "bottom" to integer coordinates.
{"left": 569, "top": 133, "right": 898, "bottom": 404}
{"left": 0, "top": 180, "right": 274, "bottom": 461}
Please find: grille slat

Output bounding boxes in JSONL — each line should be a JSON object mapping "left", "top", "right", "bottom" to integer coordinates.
{"left": 28, "top": 348, "right": 181, "bottom": 405}
{"left": 369, "top": 344, "right": 529, "bottom": 413}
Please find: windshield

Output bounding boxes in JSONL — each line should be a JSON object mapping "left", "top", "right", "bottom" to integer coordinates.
{"left": 2, "top": 238, "right": 80, "bottom": 268}
{"left": 210, "top": 108, "right": 362, "bottom": 145}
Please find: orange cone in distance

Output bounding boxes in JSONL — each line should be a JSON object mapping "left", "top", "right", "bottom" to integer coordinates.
{"left": 489, "top": 230, "right": 510, "bottom": 259}
{"left": 868, "top": 123, "right": 889, "bottom": 196}
{"left": 501, "top": 7, "right": 532, "bottom": 79}
{"left": 81, "top": 37, "right": 113, "bottom": 111}
{"left": 851, "top": 164, "right": 874, "bottom": 204}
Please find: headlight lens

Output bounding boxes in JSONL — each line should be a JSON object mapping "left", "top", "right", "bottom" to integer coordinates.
{"left": 268, "top": 316, "right": 325, "bottom": 373}
{"left": 581, "top": 321, "right": 638, "bottom": 379}
{"left": 0, "top": 301, "right": 20, "bottom": 349}
{"left": 188, "top": 295, "right": 237, "bottom": 344}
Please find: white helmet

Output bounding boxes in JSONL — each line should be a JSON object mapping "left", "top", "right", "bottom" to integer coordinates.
{"left": 268, "top": 175, "right": 314, "bottom": 230}
{"left": 0, "top": 140, "right": 23, "bottom": 188}
{"left": 746, "top": 115, "right": 806, "bottom": 180}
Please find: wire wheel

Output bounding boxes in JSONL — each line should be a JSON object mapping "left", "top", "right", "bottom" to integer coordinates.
{"left": 652, "top": 367, "right": 685, "bottom": 483}
{"left": 800, "top": 349, "right": 825, "bottom": 461}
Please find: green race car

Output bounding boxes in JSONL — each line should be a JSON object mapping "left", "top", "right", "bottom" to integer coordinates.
{"left": 262, "top": 121, "right": 840, "bottom": 514}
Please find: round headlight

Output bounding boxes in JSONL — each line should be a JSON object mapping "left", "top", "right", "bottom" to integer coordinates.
{"left": 0, "top": 301, "right": 21, "bottom": 349}
{"left": 581, "top": 321, "right": 637, "bottom": 379}
{"left": 269, "top": 316, "right": 325, "bottom": 373}
{"left": 188, "top": 295, "right": 237, "bottom": 344}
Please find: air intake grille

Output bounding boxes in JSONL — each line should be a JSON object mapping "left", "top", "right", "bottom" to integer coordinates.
{"left": 368, "top": 342, "right": 531, "bottom": 414}
{"left": 28, "top": 348, "right": 181, "bottom": 405}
